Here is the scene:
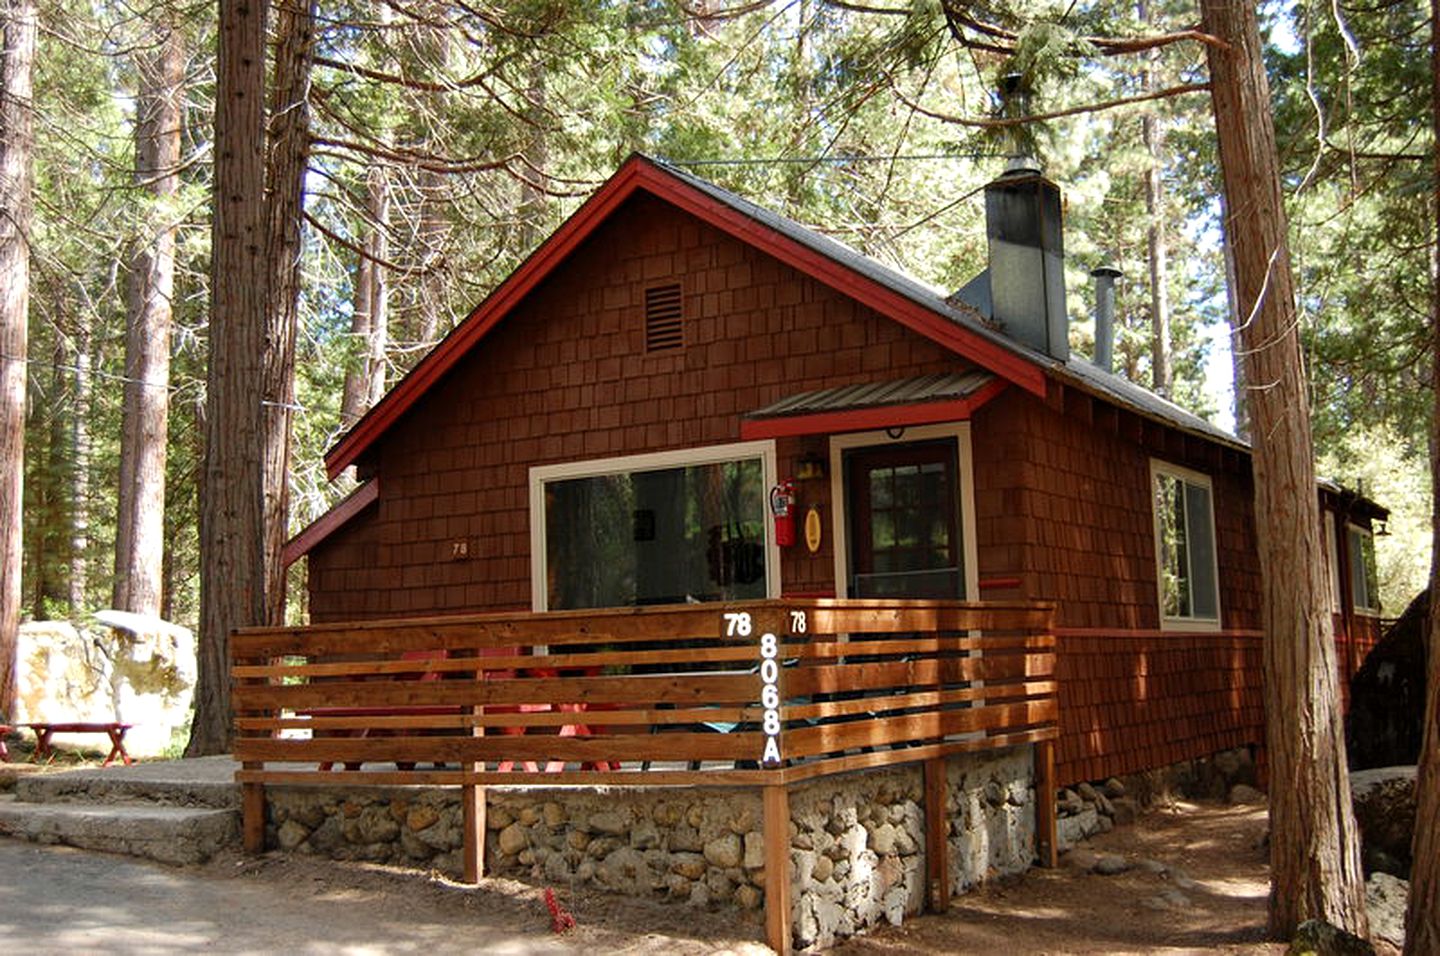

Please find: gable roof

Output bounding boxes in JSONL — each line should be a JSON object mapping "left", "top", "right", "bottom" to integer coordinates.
{"left": 324, "top": 153, "right": 1052, "bottom": 478}
{"left": 325, "top": 153, "right": 1256, "bottom": 478}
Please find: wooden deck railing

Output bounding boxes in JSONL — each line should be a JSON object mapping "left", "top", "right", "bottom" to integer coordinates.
{"left": 230, "top": 598, "right": 1058, "bottom": 953}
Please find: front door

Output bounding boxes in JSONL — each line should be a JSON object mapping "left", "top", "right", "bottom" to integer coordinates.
{"left": 845, "top": 439, "right": 965, "bottom": 599}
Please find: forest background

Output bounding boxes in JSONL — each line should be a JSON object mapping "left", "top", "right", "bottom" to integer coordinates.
{"left": 8, "top": 0, "right": 1434, "bottom": 653}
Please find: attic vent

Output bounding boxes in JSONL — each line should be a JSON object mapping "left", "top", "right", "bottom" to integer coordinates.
{"left": 644, "top": 283, "right": 684, "bottom": 352}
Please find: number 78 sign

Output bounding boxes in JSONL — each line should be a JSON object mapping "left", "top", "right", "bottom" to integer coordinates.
{"left": 722, "top": 609, "right": 806, "bottom": 768}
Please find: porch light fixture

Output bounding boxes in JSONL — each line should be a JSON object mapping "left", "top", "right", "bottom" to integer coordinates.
{"left": 1376, "top": 520, "right": 1390, "bottom": 537}
{"left": 795, "top": 453, "right": 826, "bottom": 481}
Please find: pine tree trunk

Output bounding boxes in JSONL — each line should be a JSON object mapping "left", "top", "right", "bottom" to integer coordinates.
{"left": 1403, "top": 0, "right": 1440, "bottom": 950}
{"left": 115, "top": 22, "right": 182, "bottom": 617}
{"left": 518, "top": 59, "right": 548, "bottom": 252}
{"left": 261, "top": 0, "right": 315, "bottom": 627}
{"left": 33, "top": 343, "right": 68, "bottom": 617}
{"left": 1200, "top": 0, "right": 1368, "bottom": 939}
{"left": 0, "top": 0, "right": 36, "bottom": 717}
{"left": 340, "top": 165, "right": 388, "bottom": 428}
{"left": 69, "top": 325, "right": 91, "bottom": 612}
{"left": 191, "top": 0, "right": 270, "bottom": 756}
{"left": 411, "top": 21, "right": 452, "bottom": 353}
{"left": 364, "top": 168, "right": 388, "bottom": 410}
{"left": 1220, "top": 195, "right": 1250, "bottom": 440}
{"left": 415, "top": 167, "right": 450, "bottom": 349}
{"left": 1139, "top": 0, "right": 1172, "bottom": 398}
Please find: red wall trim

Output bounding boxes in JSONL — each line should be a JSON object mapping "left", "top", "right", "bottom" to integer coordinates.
{"left": 739, "top": 380, "right": 1010, "bottom": 441}
{"left": 977, "top": 576, "right": 1023, "bottom": 590}
{"left": 325, "top": 155, "right": 1046, "bottom": 479}
{"left": 1054, "top": 626, "right": 1264, "bottom": 640}
{"left": 282, "top": 479, "right": 380, "bottom": 567}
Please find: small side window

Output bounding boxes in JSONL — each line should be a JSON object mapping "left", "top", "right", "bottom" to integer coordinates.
{"left": 1324, "top": 517, "right": 1342, "bottom": 612}
{"left": 1347, "top": 525, "right": 1380, "bottom": 616}
{"left": 1151, "top": 461, "right": 1220, "bottom": 627}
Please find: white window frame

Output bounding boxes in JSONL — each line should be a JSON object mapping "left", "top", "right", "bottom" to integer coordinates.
{"left": 1150, "top": 460, "right": 1222, "bottom": 631}
{"left": 529, "top": 440, "right": 780, "bottom": 612}
{"left": 1346, "top": 523, "right": 1381, "bottom": 617}
{"left": 827, "top": 422, "right": 980, "bottom": 601}
{"left": 1324, "top": 514, "right": 1343, "bottom": 613}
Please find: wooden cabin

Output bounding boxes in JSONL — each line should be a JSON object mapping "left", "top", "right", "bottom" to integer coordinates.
{"left": 287, "top": 153, "right": 1386, "bottom": 788}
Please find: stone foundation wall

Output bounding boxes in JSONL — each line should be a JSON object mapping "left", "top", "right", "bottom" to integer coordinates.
{"left": 263, "top": 746, "right": 1037, "bottom": 949}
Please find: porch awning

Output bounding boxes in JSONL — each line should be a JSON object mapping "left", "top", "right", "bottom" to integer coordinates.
{"left": 739, "top": 370, "right": 1006, "bottom": 439}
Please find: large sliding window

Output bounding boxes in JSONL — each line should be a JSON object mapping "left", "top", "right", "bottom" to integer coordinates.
{"left": 532, "top": 443, "right": 775, "bottom": 611}
{"left": 1151, "top": 461, "right": 1221, "bottom": 628}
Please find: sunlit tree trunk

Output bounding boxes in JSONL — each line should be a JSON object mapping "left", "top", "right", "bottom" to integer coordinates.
{"left": 1403, "top": 0, "right": 1440, "bottom": 950}
{"left": 69, "top": 326, "right": 91, "bottom": 612}
{"left": 1139, "top": 0, "right": 1172, "bottom": 398}
{"left": 261, "top": 0, "right": 316, "bottom": 627}
{"left": 340, "top": 165, "right": 388, "bottom": 428}
{"left": 0, "top": 0, "right": 36, "bottom": 717}
{"left": 191, "top": 0, "right": 269, "bottom": 756}
{"left": 1200, "top": 0, "right": 1368, "bottom": 939}
{"left": 115, "top": 22, "right": 183, "bottom": 617}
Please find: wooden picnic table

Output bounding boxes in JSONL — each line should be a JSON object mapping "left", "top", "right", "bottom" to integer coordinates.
{"left": 25, "top": 722, "right": 134, "bottom": 767}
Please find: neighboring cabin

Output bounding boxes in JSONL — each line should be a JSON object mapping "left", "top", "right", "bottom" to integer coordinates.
{"left": 287, "top": 153, "right": 1386, "bottom": 787}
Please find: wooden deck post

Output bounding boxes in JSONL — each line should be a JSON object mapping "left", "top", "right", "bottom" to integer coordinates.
{"left": 463, "top": 682, "right": 486, "bottom": 883}
{"left": 762, "top": 783, "right": 792, "bottom": 955}
{"left": 462, "top": 782, "right": 485, "bottom": 883}
{"left": 241, "top": 762, "right": 266, "bottom": 853}
{"left": 1034, "top": 740, "right": 1058, "bottom": 868}
{"left": 923, "top": 756, "right": 950, "bottom": 912}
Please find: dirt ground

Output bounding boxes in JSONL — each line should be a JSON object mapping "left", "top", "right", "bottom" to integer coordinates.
{"left": 212, "top": 799, "right": 1284, "bottom": 954}
{"left": 834, "top": 800, "right": 1282, "bottom": 956}
{"left": 1, "top": 748, "right": 1302, "bottom": 955}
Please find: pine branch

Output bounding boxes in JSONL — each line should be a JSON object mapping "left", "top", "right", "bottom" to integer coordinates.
{"left": 890, "top": 81, "right": 1211, "bottom": 128}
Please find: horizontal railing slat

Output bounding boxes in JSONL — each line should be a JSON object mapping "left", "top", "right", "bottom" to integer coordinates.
{"left": 229, "top": 598, "right": 1060, "bottom": 787}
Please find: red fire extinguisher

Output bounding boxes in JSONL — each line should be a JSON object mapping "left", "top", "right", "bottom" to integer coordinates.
{"left": 770, "top": 479, "right": 796, "bottom": 548}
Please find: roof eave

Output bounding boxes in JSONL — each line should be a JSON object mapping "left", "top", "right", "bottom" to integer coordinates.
{"left": 324, "top": 154, "right": 1046, "bottom": 479}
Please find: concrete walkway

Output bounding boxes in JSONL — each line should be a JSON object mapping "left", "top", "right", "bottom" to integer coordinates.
{"left": 0, "top": 838, "right": 577, "bottom": 955}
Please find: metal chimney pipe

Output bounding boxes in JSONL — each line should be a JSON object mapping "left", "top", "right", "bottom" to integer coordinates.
{"left": 1091, "top": 265, "right": 1122, "bottom": 373}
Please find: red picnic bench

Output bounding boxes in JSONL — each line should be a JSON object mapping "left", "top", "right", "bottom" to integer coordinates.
{"left": 0, "top": 724, "right": 11, "bottom": 762}
{"left": 25, "top": 722, "right": 134, "bottom": 766}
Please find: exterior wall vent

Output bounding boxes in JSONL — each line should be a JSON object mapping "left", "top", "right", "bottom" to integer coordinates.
{"left": 644, "top": 283, "right": 683, "bottom": 352}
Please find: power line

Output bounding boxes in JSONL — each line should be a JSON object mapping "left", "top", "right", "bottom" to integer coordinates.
{"left": 662, "top": 152, "right": 1002, "bottom": 167}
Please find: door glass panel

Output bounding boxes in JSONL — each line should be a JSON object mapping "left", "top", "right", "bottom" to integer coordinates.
{"left": 848, "top": 440, "right": 964, "bottom": 600}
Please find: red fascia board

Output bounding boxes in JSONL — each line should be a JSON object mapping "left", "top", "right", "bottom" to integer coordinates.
{"left": 282, "top": 479, "right": 380, "bottom": 567}
{"left": 325, "top": 156, "right": 1045, "bottom": 478}
{"left": 739, "top": 380, "right": 1009, "bottom": 440}
{"left": 324, "top": 160, "right": 655, "bottom": 479}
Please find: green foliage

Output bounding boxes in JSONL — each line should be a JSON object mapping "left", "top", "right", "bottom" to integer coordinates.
{"left": 1318, "top": 426, "right": 1431, "bottom": 614}
{"left": 14, "top": 0, "right": 1434, "bottom": 635}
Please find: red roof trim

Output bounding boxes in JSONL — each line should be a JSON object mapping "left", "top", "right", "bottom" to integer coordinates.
{"left": 739, "top": 379, "right": 1009, "bottom": 440}
{"left": 325, "top": 155, "right": 1044, "bottom": 479}
{"left": 282, "top": 479, "right": 380, "bottom": 567}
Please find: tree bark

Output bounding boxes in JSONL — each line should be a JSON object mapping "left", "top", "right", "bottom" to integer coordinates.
{"left": 1220, "top": 192, "right": 1250, "bottom": 440}
{"left": 261, "top": 0, "right": 315, "bottom": 627}
{"left": 68, "top": 324, "right": 91, "bottom": 612}
{"left": 1140, "top": 0, "right": 1172, "bottom": 398}
{"left": 1403, "top": 0, "right": 1440, "bottom": 950}
{"left": 115, "top": 21, "right": 183, "bottom": 617}
{"left": 340, "top": 164, "right": 388, "bottom": 428}
{"left": 1199, "top": 0, "right": 1368, "bottom": 939}
{"left": 191, "top": 0, "right": 270, "bottom": 755}
{"left": 0, "top": 0, "right": 36, "bottom": 717}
